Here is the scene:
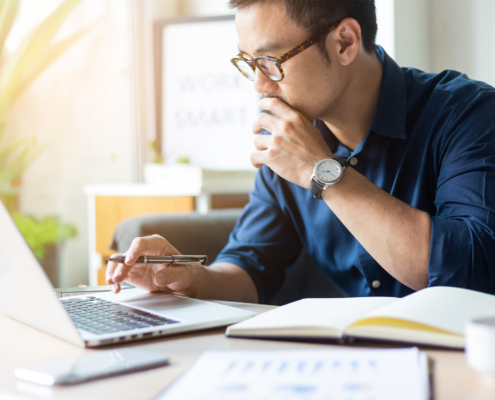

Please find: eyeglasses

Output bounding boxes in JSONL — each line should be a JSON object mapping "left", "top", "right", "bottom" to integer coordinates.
{"left": 231, "top": 22, "right": 340, "bottom": 82}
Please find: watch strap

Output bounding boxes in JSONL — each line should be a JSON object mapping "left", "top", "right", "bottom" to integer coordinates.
{"left": 332, "top": 157, "right": 348, "bottom": 169}
{"left": 310, "top": 178, "right": 325, "bottom": 200}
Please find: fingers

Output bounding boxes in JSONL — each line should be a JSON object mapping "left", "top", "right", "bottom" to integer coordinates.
{"left": 105, "top": 254, "right": 122, "bottom": 284}
{"left": 105, "top": 257, "right": 125, "bottom": 294}
{"left": 258, "top": 97, "right": 294, "bottom": 119}
{"left": 251, "top": 135, "right": 270, "bottom": 168}
{"left": 112, "top": 235, "right": 174, "bottom": 282}
{"left": 153, "top": 264, "right": 193, "bottom": 289}
{"left": 125, "top": 235, "right": 171, "bottom": 265}
{"left": 253, "top": 110, "right": 277, "bottom": 135}
{"left": 106, "top": 235, "right": 180, "bottom": 287}
{"left": 252, "top": 127, "right": 286, "bottom": 168}
{"left": 111, "top": 260, "right": 143, "bottom": 284}
{"left": 253, "top": 98, "right": 305, "bottom": 137}
{"left": 250, "top": 149, "right": 268, "bottom": 169}
{"left": 105, "top": 258, "right": 122, "bottom": 293}
{"left": 105, "top": 256, "right": 134, "bottom": 286}
{"left": 253, "top": 134, "right": 270, "bottom": 151}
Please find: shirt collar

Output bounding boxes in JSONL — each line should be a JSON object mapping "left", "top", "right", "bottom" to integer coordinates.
{"left": 314, "top": 45, "right": 407, "bottom": 148}
{"left": 370, "top": 45, "right": 407, "bottom": 140}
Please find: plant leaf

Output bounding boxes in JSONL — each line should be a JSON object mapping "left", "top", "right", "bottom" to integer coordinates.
{"left": 11, "top": 19, "right": 98, "bottom": 103}
{"left": 0, "top": 0, "right": 81, "bottom": 120}
{"left": 0, "top": 135, "right": 46, "bottom": 182}
{"left": 0, "top": 0, "right": 19, "bottom": 57}
{"left": 12, "top": 213, "right": 77, "bottom": 260}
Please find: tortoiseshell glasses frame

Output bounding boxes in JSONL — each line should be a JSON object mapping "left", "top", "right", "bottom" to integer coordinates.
{"left": 231, "top": 21, "right": 340, "bottom": 82}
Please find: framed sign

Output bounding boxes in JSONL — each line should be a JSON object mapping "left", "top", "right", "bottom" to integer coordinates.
{"left": 154, "top": 15, "right": 259, "bottom": 170}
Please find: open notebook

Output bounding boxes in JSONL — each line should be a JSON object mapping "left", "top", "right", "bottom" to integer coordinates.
{"left": 226, "top": 286, "right": 495, "bottom": 349}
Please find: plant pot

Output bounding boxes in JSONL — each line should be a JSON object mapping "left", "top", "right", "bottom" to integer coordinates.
{"left": 40, "top": 244, "right": 59, "bottom": 287}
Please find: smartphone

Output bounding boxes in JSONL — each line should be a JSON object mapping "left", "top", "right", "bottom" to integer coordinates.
{"left": 15, "top": 349, "right": 169, "bottom": 385}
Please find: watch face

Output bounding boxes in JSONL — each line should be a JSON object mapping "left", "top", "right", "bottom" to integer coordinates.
{"left": 316, "top": 159, "right": 342, "bottom": 183}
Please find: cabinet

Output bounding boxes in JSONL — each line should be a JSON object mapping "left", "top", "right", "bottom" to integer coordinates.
{"left": 84, "top": 185, "right": 197, "bottom": 285}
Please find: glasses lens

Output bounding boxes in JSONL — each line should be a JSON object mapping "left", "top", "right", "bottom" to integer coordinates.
{"left": 256, "top": 58, "right": 282, "bottom": 81}
{"left": 233, "top": 59, "right": 255, "bottom": 81}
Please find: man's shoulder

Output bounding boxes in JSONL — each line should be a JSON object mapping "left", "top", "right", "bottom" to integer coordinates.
{"left": 402, "top": 66, "right": 495, "bottom": 106}
{"left": 401, "top": 67, "right": 495, "bottom": 142}
{"left": 400, "top": 67, "right": 495, "bottom": 165}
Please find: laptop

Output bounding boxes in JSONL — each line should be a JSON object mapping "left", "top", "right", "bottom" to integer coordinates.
{"left": 0, "top": 200, "right": 254, "bottom": 347}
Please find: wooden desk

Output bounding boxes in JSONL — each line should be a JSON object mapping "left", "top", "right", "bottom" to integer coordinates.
{"left": 1, "top": 302, "right": 495, "bottom": 400}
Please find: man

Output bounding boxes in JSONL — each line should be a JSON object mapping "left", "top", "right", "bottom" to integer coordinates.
{"left": 107, "top": 0, "right": 495, "bottom": 303}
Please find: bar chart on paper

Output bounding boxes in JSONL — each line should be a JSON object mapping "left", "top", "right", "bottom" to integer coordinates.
{"left": 156, "top": 348, "right": 429, "bottom": 400}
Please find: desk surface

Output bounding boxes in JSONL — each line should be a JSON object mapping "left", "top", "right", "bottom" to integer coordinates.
{"left": 1, "top": 301, "right": 495, "bottom": 400}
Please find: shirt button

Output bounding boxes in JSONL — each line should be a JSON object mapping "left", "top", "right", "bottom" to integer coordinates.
{"left": 372, "top": 280, "right": 381, "bottom": 289}
{"left": 349, "top": 157, "right": 358, "bottom": 166}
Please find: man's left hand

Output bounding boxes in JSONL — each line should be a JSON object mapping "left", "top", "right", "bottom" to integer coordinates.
{"left": 251, "top": 97, "right": 333, "bottom": 189}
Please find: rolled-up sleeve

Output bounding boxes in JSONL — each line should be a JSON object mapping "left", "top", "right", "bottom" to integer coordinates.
{"left": 214, "top": 166, "right": 302, "bottom": 303}
{"left": 428, "top": 90, "right": 495, "bottom": 293}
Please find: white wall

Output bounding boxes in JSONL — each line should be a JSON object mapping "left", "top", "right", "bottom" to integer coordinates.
{"left": 430, "top": 0, "right": 495, "bottom": 86}
{"left": 7, "top": 0, "right": 135, "bottom": 286}
{"left": 375, "top": 0, "right": 395, "bottom": 59}
{"left": 180, "top": 0, "right": 231, "bottom": 16}
{"left": 394, "top": 0, "right": 432, "bottom": 71}
{"left": 394, "top": 0, "right": 495, "bottom": 87}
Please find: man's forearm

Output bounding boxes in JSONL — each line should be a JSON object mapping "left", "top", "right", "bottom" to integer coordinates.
{"left": 323, "top": 167, "right": 431, "bottom": 291}
{"left": 190, "top": 262, "right": 259, "bottom": 303}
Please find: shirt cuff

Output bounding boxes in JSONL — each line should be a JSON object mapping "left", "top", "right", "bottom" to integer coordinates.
{"left": 428, "top": 216, "right": 471, "bottom": 288}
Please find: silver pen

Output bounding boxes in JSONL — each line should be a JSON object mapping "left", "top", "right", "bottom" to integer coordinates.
{"left": 105, "top": 255, "right": 208, "bottom": 265}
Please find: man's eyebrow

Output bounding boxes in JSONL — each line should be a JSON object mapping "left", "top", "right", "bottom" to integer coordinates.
{"left": 238, "top": 41, "right": 285, "bottom": 57}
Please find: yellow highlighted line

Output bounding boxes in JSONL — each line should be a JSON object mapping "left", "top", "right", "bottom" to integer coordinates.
{"left": 348, "top": 317, "right": 461, "bottom": 336}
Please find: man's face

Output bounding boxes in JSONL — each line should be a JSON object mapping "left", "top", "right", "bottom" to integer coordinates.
{"left": 235, "top": 1, "right": 347, "bottom": 121}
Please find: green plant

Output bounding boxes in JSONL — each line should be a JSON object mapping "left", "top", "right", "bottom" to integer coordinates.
{"left": 177, "top": 156, "right": 190, "bottom": 164}
{"left": 0, "top": 129, "right": 45, "bottom": 187}
{"left": 0, "top": 0, "right": 96, "bottom": 261}
{"left": 12, "top": 212, "right": 77, "bottom": 260}
{"left": 0, "top": 0, "right": 95, "bottom": 209}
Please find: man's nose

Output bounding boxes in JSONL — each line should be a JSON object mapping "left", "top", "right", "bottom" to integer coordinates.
{"left": 253, "top": 68, "right": 279, "bottom": 94}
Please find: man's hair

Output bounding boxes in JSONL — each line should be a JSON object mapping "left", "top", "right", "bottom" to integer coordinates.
{"left": 228, "top": 0, "right": 377, "bottom": 60}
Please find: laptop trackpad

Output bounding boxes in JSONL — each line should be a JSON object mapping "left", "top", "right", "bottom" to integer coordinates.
{"left": 95, "top": 288, "right": 219, "bottom": 321}
{"left": 126, "top": 294, "right": 203, "bottom": 312}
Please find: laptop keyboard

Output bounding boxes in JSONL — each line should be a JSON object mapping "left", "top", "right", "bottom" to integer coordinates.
{"left": 61, "top": 296, "right": 179, "bottom": 335}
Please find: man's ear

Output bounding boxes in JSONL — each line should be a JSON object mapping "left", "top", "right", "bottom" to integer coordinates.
{"left": 328, "top": 18, "right": 362, "bottom": 66}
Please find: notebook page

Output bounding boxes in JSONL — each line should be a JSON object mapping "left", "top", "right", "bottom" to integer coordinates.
{"left": 156, "top": 348, "right": 428, "bottom": 400}
{"left": 226, "top": 297, "right": 397, "bottom": 337}
{"left": 348, "top": 286, "right": 495, "bottom": 335}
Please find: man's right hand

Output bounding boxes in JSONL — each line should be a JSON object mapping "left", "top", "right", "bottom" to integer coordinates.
{"left": 105, "top": 235, "right": 196, "bottom": 295}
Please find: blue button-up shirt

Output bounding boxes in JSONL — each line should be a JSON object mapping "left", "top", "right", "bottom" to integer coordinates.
{"left": 215, "top": 46, "right": 495, "bottom": 304}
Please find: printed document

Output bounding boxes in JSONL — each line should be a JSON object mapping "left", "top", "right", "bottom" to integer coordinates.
{"left": 155, "top": 347, "right": 428, "bottom": 400}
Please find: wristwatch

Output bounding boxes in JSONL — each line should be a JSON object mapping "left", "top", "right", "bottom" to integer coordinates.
{"left": 310, "top": 157, "right": 348, "bottom": 200}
